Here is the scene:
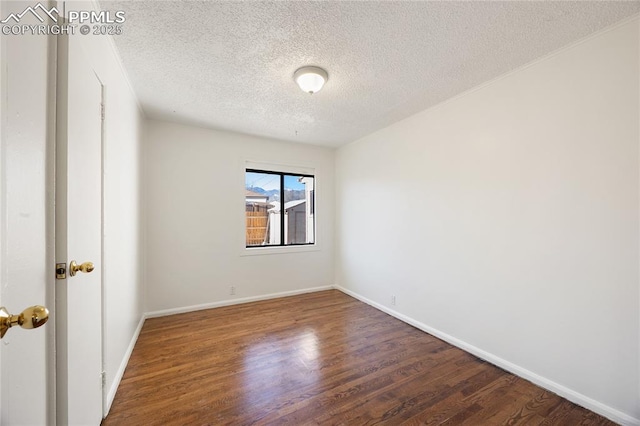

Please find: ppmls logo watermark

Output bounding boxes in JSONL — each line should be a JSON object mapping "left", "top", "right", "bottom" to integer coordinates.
{"left": 1, "top": 2, "right": 125, "bottom": 36}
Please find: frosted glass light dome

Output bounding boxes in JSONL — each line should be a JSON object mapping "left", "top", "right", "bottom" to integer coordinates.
{"left": 294, "top": 66, "right": 328, "bottom": 94}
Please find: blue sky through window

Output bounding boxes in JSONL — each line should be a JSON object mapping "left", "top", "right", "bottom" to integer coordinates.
{"left": 246, "top": 172, "right": 306, "bottom": 191}
{"left": 284, "top": 175, "right": 305, "bottom": 191}
{"left": 246, "top": 172, "right": 278, "bottom": 191}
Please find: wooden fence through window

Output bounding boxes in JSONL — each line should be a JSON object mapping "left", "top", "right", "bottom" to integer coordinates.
{"left": 246, "top": 204, "right": 269, "bottom": 245}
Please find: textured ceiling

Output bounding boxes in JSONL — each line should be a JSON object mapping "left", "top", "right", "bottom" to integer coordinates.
{"left": 101, "top": 1, "right": 639, "bottom": 147}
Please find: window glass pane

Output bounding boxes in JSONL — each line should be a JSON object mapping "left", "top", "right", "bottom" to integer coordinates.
{"left": 284, "top": 175, "right": 315, "bottom": 244}
{"left": 245, "top": 171, "right": 281, "bottom": 246}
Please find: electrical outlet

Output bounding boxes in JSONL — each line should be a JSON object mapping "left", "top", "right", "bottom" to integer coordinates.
{"left": 391, "top": 295, "right": 396, "bottom": 306}
{"left": 230, "top": 286, "right": 236, "bottom": 296}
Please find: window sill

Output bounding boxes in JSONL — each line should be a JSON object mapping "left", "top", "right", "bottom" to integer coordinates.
{"left": 241, "top": 244, "right": 320, "bottom": 256}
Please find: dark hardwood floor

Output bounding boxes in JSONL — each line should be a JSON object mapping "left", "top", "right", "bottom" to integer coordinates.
{"left": 103, "top": 290, "right": 616, "bottom": 425}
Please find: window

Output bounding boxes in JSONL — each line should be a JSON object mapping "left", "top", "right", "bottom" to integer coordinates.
{"left": 245, "top": 169, "right": 315, "bottom": 247}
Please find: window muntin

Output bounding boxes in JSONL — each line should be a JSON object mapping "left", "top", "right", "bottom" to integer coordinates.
{"left": 245, "top": 169, "right": 315, "bottom": 247}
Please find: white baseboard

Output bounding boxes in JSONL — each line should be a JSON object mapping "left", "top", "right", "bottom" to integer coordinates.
{"left": 334, "top": 285, "right": 639, "bottom": 426}
{"left": 145, "top": 285, "right": 334, "bottom": 319}
{"left": 104, "top": 315, "right": 145, "bottom": 418}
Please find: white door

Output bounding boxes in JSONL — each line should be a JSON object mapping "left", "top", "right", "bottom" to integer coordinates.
{"left": 0, "top": 1, "right": 55, "bottom": 424}
{"left": 55, "top": 35, "right": 104, "bottom": 425}
{"left": 0, "top": 2, "right": 103, "bottom": 424}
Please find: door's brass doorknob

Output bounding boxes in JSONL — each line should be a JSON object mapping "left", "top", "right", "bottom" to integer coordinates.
{"left": 0, "top": 305, "right": 49, "bottom": 339}
{"left": 69, "top": 260, "right": 94, "bottom": 277}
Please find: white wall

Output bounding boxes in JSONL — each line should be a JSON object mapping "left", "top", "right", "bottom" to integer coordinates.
{"left": 336, "top": 17, "right": 639, "bottom": 424}
{"left": 64, "top": 0, "right": 145, "bottom": 414}
{"left": 144, "top": 121, "right": 334, "bottom": 313}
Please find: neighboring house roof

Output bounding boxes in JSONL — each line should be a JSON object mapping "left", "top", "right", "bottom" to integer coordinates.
{"left": 268, "top": 201, "right": 280, "bottom": 213}
{"left": 246, "top": 189, "right": 265, "bottom": 197}
{"left": 284, "top": 199, "right": 306, "bottom": 210}
{"left": 267, "top": 199, "right": 306, "bottom": 213}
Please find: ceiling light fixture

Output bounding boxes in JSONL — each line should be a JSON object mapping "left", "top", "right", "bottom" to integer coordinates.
{"left": 294, "top": 66, "right": 328, "bottom": 95}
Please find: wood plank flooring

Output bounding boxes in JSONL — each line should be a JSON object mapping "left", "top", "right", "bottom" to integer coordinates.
{"left": 103, "top": 290, "right": 616, "bottom": 425}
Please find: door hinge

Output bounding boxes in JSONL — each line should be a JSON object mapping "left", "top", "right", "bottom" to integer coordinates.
{"left": 101, "top": 371, "right": 106, "bottom": 387}
{"left": 100, "top": 104, "right": 105, "bottom": 120}
{"left": 55, "top": 262, "right": 66, "bottom": 279}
